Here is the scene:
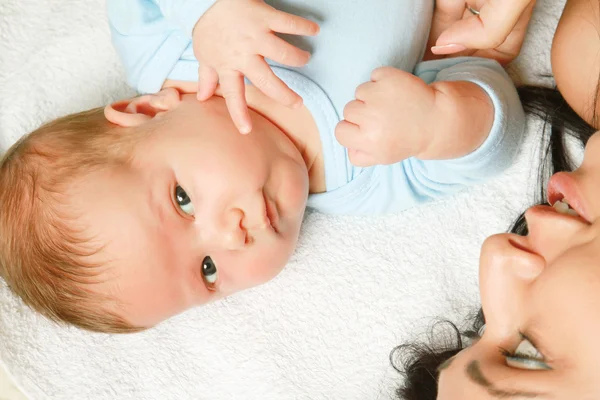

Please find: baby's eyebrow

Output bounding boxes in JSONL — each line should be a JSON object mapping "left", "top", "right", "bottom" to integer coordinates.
{"left": 147, "top": 179, "right": 170, "bottom": 225}
{"left": 465, "top": 360, "right": 543, "bottom": 398}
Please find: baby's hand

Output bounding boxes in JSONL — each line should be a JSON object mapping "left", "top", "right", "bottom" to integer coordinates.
{"left": 335, "top": 67, "right": 437, "bottom": 167}
{"left": 193, "top": 0, "right": 320, "bottom": 134}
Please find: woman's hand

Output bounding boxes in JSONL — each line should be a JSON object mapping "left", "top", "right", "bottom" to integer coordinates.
{"left": 426, "top": 0, "right": 536, "bottom": 65}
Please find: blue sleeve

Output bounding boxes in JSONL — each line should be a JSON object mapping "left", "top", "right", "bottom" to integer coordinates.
{"left": 412, "top": 56, "right": 524, "bottom": 177}
{"left": 106, "top": 0, "right": 216, "bottom": 94}
{"left": 329, "top": 57, "right": 525, "bottom": 216}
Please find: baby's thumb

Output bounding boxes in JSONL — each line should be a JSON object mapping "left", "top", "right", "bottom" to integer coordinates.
{"left": 197, "top": 65, "right": 219, "bottom": 101}
{"left": 431, "top": 17, "right": 508, "bottom": 54}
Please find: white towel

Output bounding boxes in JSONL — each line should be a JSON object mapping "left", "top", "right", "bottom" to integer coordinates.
{"left": 0, "top": 0, "right": 567, "bottom": 399}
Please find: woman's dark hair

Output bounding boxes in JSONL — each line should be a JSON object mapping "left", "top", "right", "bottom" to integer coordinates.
{"left": 391, "top": 85, "right": 597, "bottom": 400}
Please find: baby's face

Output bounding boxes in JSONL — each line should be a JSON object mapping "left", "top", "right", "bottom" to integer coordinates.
{"left": 75, "top": 95, "right": 309, "bottom": 327}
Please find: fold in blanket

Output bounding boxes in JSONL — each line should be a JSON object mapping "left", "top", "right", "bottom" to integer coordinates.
{"left": 0, "top": 0, "right": 566, "bottom": 398}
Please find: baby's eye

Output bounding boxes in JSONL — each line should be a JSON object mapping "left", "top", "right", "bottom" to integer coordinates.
{"left": 175, "top": 185, "right": 195, "bottom": 216}
{"left": 202, "top": 256, "right": 218, "bottom": 287}
{"left": 504, "top": 338, "right": 551, "bottom": 371}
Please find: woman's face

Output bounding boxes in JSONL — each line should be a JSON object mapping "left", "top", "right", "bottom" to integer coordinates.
{"left": 438, "top": 131, "right": 600, "bottom": 398}
{"left": 552, "top": 0, "right": 600, "bottom": 127}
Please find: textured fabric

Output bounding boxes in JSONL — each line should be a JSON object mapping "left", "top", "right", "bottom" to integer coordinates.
{"left": 0, "top": 0, "right": 567, "bottom": 399}
{"left": 107, "top": 0, "right": 525, "bottom": 215}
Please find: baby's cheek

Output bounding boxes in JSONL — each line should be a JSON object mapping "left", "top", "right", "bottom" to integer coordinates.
{"left": 240, "top": 251, "right": 289, "bottom": 289}
{"left": 281, "top": 165, "right": 310, "bottom": 213}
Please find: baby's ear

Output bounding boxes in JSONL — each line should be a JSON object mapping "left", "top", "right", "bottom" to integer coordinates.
{"left": 104, "top": 87, "right": 181, "bottom": 127}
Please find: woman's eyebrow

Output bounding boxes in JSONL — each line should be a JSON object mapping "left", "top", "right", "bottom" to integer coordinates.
{"left": 465, "top": 360, "right": 542, "bottom": 398}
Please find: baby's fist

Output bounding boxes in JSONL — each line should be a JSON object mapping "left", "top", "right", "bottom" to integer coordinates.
{"left": 335, "top": 67, "right": 437, "bottom": 166}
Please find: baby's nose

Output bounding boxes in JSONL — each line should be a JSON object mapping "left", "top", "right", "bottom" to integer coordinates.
{"left": 202, "top": 208, "right": 247, "bottom": 251}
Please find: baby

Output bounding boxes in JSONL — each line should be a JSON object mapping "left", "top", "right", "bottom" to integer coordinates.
{"left": 0, "top": 0, "right": 525, "bottom": 333}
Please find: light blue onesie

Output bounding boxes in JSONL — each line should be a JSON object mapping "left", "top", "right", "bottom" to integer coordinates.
{"left": 106, "top": 0, "right": 525, "bottom": 215}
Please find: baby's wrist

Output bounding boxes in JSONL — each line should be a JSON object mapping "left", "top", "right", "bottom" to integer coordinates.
{"left": 418, "top": 80, "right": 493, "bottom": 160}
{"left": 180, "top": 1, "right": 219, "bottom": 38}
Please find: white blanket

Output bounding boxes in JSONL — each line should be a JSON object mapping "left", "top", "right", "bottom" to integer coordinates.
{"left": 0, "top": 0, "right": 566, "bottom": 398}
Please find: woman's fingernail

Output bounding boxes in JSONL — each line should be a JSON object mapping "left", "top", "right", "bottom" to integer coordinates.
{"left": 240, "top": 125, "right": 251, "bottom": 134}
{"left": 431, "top": 44, "right": 467, "bottom": 55}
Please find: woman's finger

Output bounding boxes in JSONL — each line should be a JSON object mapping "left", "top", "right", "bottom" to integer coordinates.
{"left": 434, "top": 0, "right": 534, "bottom": 51}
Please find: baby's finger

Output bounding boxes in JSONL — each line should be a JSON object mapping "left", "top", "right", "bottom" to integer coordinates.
{"left": 370, "top": 66, "right": 398, "bottom": 82}
{"left": 219, "top": 71, "right": 252, "bottom": 134}
{"left": 150, "top": 87, "right": 181, "bottom": 110}
{"left": 335, "top": 120, "right": 365, "bottom": 151}
{"left": 268, "top": 10, "right": 320, "bottom": 36}
{"left": 260, "top": 35, "right": 311, "bottom": 67}
{"left": 348, "top": 149, "right": 377, "bottom": 167}
{"left": 354, "top": 81, "right": 376, "bottom": 101}
{"left": 244, "top": 57, "right": 302, "bottom": 108}
{"left": 197, "top": 65, "right": 219, "bottom": 101}
{"left": 342, "top": 100, "right": 368, "bottom": 126}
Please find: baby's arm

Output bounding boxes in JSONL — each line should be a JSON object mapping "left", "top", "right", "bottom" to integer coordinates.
{"left": 333, "top": 57, "right": 524, "bottom": 215}
{"left": 106, "top": 0, "right": 215, "bottom": 93}
{"left": 408, "top": 57, "right": 524, "bottom": 180}
{"left": 395, "top": 58, "right": 524, "bottom": 211}
{"left": 336, "top": 66, "right": 495, "bottom": 166}
{"left": 107, "top": 0, "right": 319, "bottom": 134}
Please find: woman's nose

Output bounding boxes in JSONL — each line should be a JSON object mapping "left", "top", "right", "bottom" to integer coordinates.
{"left": 524, "top": 205, "right": 590, "bottom": 264}
{"left": 199, "top": 208, "right": 247, "bottom": 251}
{"left": 479, "top": 234, "right": 545, "bottom": 338}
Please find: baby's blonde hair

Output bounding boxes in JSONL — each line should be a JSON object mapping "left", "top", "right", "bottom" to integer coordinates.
{"left": 0, "top": 107, "right": 145, "bottom": 333}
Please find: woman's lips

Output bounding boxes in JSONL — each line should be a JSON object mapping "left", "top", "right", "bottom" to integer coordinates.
{"left": 528, "top": 204, "right": 590, "bottom": 226}
{"left": 547, "top": 172, "right": 590, "bottom": 223}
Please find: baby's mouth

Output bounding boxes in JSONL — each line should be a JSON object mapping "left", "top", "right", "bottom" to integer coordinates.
{"left": 265, "top": 200, "right": 279, "bottom": 234}
{"left": 243, "top": 207, "right": 278, "bottom": 245}
{"left": 262, "top": 191, "right": 279, "bottom": 234}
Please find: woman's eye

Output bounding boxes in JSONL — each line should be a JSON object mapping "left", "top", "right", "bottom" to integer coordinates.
{"left": 175, "top": 185, "right": 195, "bottom": 216}
{"left": 504, "top": 338, "right": 552, "bottom": 371}
{"left": 202, "top": 256, "right": 218, "bottom": 286}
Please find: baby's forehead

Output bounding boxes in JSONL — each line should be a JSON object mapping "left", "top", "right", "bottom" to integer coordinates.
{"left": 67, "top": 168, "right": 153, "bottom": 254}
